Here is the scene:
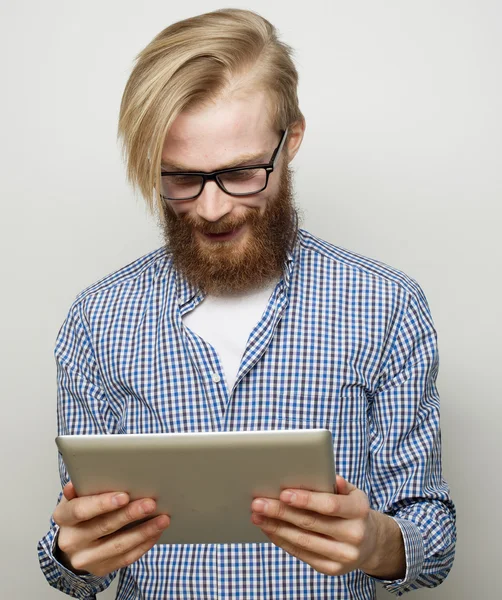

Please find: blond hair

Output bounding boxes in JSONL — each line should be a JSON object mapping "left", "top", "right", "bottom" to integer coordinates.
{"left": 117, "top": 8, "right": 303, "bottom": 218}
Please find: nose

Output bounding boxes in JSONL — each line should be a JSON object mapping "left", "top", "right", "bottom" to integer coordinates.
{"left": 195, "top": 180, "right": 233, "bottom": 222}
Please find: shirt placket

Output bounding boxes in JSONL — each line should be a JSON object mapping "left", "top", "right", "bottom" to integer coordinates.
{"left": 183, "top": 327, "right": 229, "bottom": 431}
{"left": 177, "top": 290, "right": 228, "bottom": 431}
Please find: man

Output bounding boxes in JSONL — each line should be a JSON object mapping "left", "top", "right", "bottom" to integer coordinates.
{"left": 38, "top": 8, "right": 456, "bottom": 599}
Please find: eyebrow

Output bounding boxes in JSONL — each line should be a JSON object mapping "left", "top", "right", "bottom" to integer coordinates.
{"left": 161, "top": 151, "right": 269, "bottom": 173}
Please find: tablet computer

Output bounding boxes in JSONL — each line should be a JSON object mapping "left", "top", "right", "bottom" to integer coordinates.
{"left": 56, "top": 429, "right": 336, "bottom": 544}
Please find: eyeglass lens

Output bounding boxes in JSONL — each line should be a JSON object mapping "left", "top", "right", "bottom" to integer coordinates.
{"left": 161, "top": 168, "right": 268, "bottom": 200}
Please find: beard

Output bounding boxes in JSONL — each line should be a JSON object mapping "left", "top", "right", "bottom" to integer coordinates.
{"left": 160, "top": 163, "right": 298, "bottom": 295}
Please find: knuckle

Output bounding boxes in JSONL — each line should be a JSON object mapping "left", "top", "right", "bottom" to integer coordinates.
{"left": 113, "top": 539, "right": 126, "bottom": 556}
{"left": 299, "top": 513, "right": 317, "bottom": 530}
{"left": 123, "top": 504, "right": 137, "bottom": 522}
{"left": 72, "top": 503, "right": 88, "bottom": 523}
{"left": 276, "top": 503, "right": 288, "bottom": 519}
{"left": 296, "top": 491, "right": 310, "bottom": 508}
{"left": 97, "top": 496, "right": 108, "bottom": 514}
{"left": 348, "top": 523, "right": 366, "bottom": 546}
{"left": 97, "top": 517, "right": 114, "bottom": 537}
{"left": 71, "top": 553, "right": 88, "bottom": 572}
{"left": 52, "top": 509, "right": 62, "bottom": 526}
{"left": 341, "top": 545, "right": 360, "bottom": 564}
{"left": 323, "top": 563, "right": 342, "bottom": 577}
{"left": 326, "top": 497, "right": 339, "bottom": 515}
{"left": 57, "top": 532, "right": 74, "bottom": 555}
{"left": 295, "top": 531, "right": 311, "bottom": 550}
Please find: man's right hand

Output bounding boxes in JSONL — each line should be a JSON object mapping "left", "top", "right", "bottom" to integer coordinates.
{"left": 52, "top": 482, "right": 170, "bottom": 577}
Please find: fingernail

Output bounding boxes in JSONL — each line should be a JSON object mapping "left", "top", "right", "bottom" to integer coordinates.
{"left": 282, "top": 491, "right": 296, "bottom": 504}
{"left": 112, "top": 493, "right": 128, "bottom": 507}
{"left": 252, "top": 500, "right": 268, "bottom": 513}
{"left": 156, "top": 515, "right": 170, "bottom": 529}
{"left": 140, "top": 500, "right": 155, "bottom": 514}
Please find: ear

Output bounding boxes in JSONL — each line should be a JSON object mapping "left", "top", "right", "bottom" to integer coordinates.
{"left": 286, "top": 118, "right": 306, "bottom": 163}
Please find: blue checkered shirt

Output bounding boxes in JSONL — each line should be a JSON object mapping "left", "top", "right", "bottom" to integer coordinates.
{"left": 38, "top": 229, "right": 456, "bottom": 599}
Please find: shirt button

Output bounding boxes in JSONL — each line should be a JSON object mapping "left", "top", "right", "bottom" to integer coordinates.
{"left": 211, "top": 372, "right": 221, "bottom": 383}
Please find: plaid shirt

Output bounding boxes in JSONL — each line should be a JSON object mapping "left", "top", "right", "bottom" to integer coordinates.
{"left": 38, "top": 229, "right": 456, "bottom": 599}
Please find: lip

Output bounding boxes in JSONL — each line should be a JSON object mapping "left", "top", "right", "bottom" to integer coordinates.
{"left": 198, "top": 226, "right": 245, "bottom": 243}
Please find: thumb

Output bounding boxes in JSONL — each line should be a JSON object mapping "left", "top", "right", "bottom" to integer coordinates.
{"left": 63, "top": 481, "right": 77, "bottom": 501}
{"left": 335, "top": 475, "right": 357, "bottom": 495}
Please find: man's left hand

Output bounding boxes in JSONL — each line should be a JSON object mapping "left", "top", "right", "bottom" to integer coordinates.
{"left": 251, "top": 475, "right": 403, "bottom": 579}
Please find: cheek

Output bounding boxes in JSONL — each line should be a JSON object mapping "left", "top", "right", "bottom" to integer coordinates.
{"left": 239, "top": 191, "right": 270, "bottom": 214}
{"left": 253, "top": 171, "right": 281, "bottom": 213}
{"left": 169, "top": 201, "right": 193, "bottom": 217}
{"left": 167, "top": 192, "right": 271, "bottom": 220}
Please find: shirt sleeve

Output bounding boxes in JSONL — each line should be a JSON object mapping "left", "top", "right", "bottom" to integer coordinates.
{"left": 37, "top": 301, "right": 118, "bottom": 598}
{"left": 366, "top": 286, "right": 456, "bottom": 596}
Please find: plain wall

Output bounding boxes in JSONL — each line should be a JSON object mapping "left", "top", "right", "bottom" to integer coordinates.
{"left": 1, "top": 1, "right": 501, "bottom": 597}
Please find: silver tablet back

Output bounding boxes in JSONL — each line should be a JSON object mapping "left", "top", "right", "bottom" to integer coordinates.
{"left": 56, "top": 429, "right": 336, "bottom": 544}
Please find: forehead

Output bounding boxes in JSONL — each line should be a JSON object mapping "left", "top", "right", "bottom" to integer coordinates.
{"left": 161, "top": 89, "right": 277, "bottom": 171}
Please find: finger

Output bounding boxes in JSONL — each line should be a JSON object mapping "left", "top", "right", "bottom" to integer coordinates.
{"left": 335, "top": 475, "right": 357, "bottom": 496}
{"left": 264, "top": 531, "right": 350, "bottom": 577}
{"left": 54, "top": 491, "right": 130, "bottom": 527}
{"left": 252, "top": 498, "right": 337, "bottom": 538}
{"left": 88, "top": 498, "right": 163, "bottom": 543}
{"left": 63, "top": 482, "right": 77, "bottom": 501}
{"left": 254, "top": 516, "right": 355, "bottom": 575}
{"left": 251, "top": 500, "right": 367, "bottom": 545}
{"left": 255, "top": 489, "right": 369, "bottom": 521}
{"left": 73, "top": 514, "right": 170, "bottom": 571}
{"left": 251, "top": 508, "right": 367, "bottom": 547}
{"left": 93, "top": 531, "right": 162, "bottom": 576}
{"left": 255, "top": 515, "right": 359, "bottom": 564}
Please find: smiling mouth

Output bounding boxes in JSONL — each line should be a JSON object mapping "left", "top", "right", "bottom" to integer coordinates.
{"left": 199, "top": 227, "right": 244, "bottom": 242}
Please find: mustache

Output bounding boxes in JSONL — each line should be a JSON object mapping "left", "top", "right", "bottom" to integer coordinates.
{"left": 180, "top": 210, "right": 260, "bottom": 235}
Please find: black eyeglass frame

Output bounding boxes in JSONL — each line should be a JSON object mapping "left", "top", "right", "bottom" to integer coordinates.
{"left": 160, "top": 128, "right": 288, "bottom": 201}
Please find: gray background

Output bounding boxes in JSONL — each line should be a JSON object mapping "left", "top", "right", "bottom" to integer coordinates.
{"left": 1, "top": 0, "right": 500, "bottom": 598}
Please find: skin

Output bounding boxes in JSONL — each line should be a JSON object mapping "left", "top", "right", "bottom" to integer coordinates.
{"left": 53, "top": 482, "right": 169, "bottom": 576}
{"left": 160, "top": 89, "right": 304, "bottom": 242}
{"left": 54, "top": 86, "right": 405, "bottom": 579}
{"left": 251, "top": 476, "right": 406, "bottom": 580}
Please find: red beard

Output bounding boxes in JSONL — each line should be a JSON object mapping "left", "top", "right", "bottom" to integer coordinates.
{"left": 160, "top": 164, "right": 298, "bottom": 295}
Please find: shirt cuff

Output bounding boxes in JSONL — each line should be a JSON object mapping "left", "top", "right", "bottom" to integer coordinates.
{"left": 46, "top": 525, "right": 114, "bottom": 599}
{"left": 369, "top": 517, "right": 425, "bottom": 596}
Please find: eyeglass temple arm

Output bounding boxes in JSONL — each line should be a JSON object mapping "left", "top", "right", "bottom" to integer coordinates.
{"left": 271, "top": 128, "right": 289, "bottom": 168}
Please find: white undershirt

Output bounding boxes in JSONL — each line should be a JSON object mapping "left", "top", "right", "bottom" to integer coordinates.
{"left": 183, "top": 282, "right": 277, "bottom": 391}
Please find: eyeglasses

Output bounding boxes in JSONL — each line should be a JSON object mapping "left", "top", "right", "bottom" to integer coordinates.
{"left": 160, "top": 129, "right": 288, "bottom": 201}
